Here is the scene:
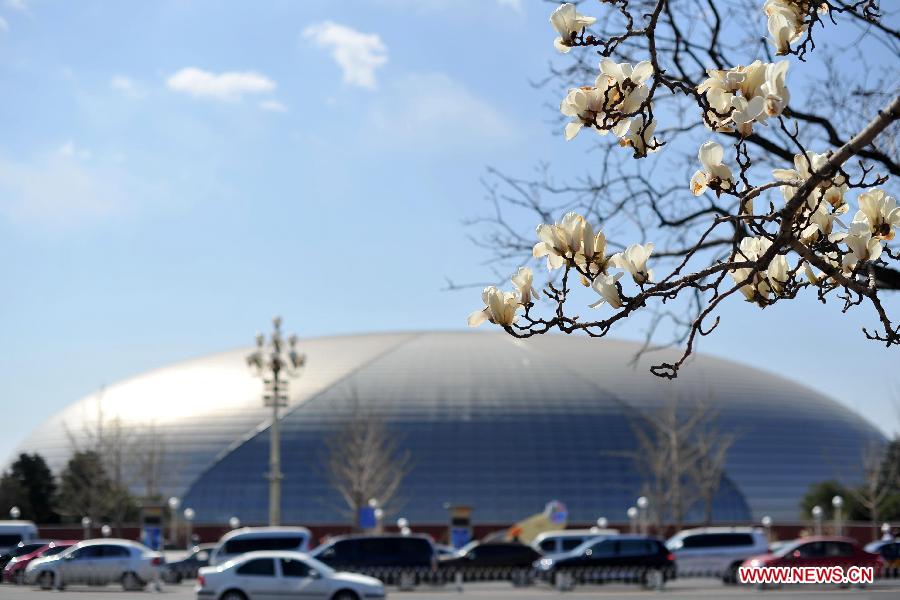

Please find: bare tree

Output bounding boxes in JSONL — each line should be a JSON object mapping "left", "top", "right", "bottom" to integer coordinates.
{"left": 626, "top": 396, "right": 736, "bottom": 530}
{"left": 323, "top": 399, "right": 411, "bottom": 529}
{"left": 850, "top": 442, "right": 900, "bottom": 540}
{"left": 464, "top": 1, "right": 899, "bottom": 378}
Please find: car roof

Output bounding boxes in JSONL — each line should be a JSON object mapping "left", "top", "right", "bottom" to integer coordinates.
{"left": 672, "top": 527, "right": 761, "bottom": 536}
{"left": 326, "top": 533, "right": 433, "bottom": 543}
{"left": 77, "top": 538, "right": 142, "bottom": 547}
{"left": 219, "top": 526, "right": 311, "bottom": 541}
{"left": 229, "top": 550, "right": 312, "bottom": 561}
{"left": 792, "top": 536, "right": 860, "bottom": 544}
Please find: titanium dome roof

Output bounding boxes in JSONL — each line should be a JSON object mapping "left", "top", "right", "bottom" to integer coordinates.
{"left": 11, "top": 331, "right": 884, "bottom": 525}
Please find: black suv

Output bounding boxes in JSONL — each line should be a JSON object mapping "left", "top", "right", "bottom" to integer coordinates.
{"left": 312, "top": 534, "right": 437, "bottom": 585}
{"left": 438, "top": 541, "right": 541, "bottom": 584}
{"left": 536, "top": 536, "right": 675, "bottom": 590}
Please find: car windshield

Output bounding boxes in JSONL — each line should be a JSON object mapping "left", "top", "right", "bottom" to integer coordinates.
{"left": 42, "top": 545, "right": 71, "bottom": 557}
{"left": 571, "top": 536, "right": 608, "bottom": 555}
{"left": 773, "top": 541, "right": 802, "bottom": 557}
{"left": 11, "top": 543, "right": 45, "bottom": 557}
{"left": 457, "top": 541, "right": 479, "bottom": 556}
{"left": 302, "top": 555, "right": 335, "bottom": 577}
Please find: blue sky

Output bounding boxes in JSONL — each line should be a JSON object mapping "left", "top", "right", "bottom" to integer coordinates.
{"left": 0, "top": 0, "right": 897, "bottom": 464}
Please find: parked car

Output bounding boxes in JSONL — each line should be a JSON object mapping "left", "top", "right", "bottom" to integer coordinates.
{"left": 666, "top": 527, "right": 769, "bottom": 582}
{"left": 211, "top": 527, "right": 312, "bottom": 566}
{"left": 742, "top": 536, "right": 883, "bottom": 586}
{"left": 535, "top": 535, "right": 675, "bottom": 590}
{"left": 196, "top": 551, "right": 385, "bottom": 600}
{"left": 0, "top": 521, "right": 39, "bottom": 555}
{"left": 0, "top": 541, "right": 48, "bottom": 573}
{"left": 531, "top": 529, "right": 618, "bottom": 555}
{"left": 163, "top": 543, "right": 216, "bottom": 583}
{"left": 312, "top": 534, "right": 437, "bottom": 585}
{"left": 24, "top": 538, "right": 163, "bottom": 591}
{"left": 439, "top": 541, "right": 541, "bottom": 584}
{"left": 3, "top": 541, "right": 77, "bottom": 584}
{"left": 865, "top": 540, "right": 900, "bottom": 571}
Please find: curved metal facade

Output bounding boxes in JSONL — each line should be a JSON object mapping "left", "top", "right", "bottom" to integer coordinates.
{"left": 8, "top": 332, "right": 884, "bottom": 525}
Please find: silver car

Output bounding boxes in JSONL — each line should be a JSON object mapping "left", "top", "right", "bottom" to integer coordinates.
{"left": 197, "top": 551, "right": 385, "bottom": 600}
{"left": 25, "top": 538, "right": 163, "bottom": 591}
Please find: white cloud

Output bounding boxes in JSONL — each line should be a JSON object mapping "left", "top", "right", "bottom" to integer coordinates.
{"left": 364, "top": 72, "right": 517, "bottom": 150}
{"left": 57, "top": 141, "right": 92, "bottom": 160}
{"left": 259, "top": 99, "right": 288, "bottom": 113}
{"left": 110, "top": 75, "right": 145, "bottom": 99}
{"left": 303, "top": 21, "right": 388, "bottom": 90}
{"left": 496, "top": 0, "right": 522, "bottom": 10}
{"left": 0, "top": 150, "right": 133, "bottom": 227}
{"left": 166, "top": 67, "right": 276, "bottom": 101}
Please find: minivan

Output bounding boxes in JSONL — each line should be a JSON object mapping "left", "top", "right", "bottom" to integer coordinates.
{"left": 210, "top": 527, "right": 312, "bottom": 566}
{"left": 666, "top": 527, "right": 769, "bottom": 582}
{"left": 531, "top": 529, "right": 620, "bottom": 556}
{"left": 0, "top": 521, "right": 39, "bottom": 555}
{"left": 312, "top": 534, "right": 436, "bottom": 585}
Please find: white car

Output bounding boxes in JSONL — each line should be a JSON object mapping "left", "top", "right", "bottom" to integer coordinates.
{"left": 666, "top": 527, "right": 769, "bottom": 582}
{"left": 211, "top": 527, "right": 312, "bottom": 566}
{"left": 25, "top": 538, "right": 163, "bottom": 591}
{"left": 196, "top": 551, "right": 385, "bottom": 600}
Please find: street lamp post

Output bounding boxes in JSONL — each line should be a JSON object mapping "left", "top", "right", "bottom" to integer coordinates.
{"left": 81, "top": 516, "right": 92, "bottom": 540}
{"left": 761, "top": 515, "right": 772, "bottom": 542}
{"left": 397, "top": 517, "right": 410, "bottom": 535}
{"left": 247, "top": 316, "right": 305, "bottom": 527}
{"left": 229, "top": 516, "right": 241, "bottom": 530}
{"left": 812, "top": 505, "right": 823, "bottom": 536}
{"left": 101, "top": 525, "right": 112, "bottom": 538}
{"left": 184, "top": 508, "right": 195, "bottom": 550}
{"left": 832, "top": 495, "right": 843, "bottom": 536}
{"left": 627, "top": 507, "right": 638, "bottom": 533}
{"left": 636, "top": 496, "right": 649, "bottom": 535}
{"left": 9, "top": 506, "right": 20, "bottom": 520}
{"left": 168, "top": 496, "right": 180, "bottom": 548}
{"left": 596, "top": 517, "right": 608, "bottom": 529}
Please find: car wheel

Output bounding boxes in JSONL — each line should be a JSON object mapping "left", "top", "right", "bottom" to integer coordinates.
{"left": 38, "top": 572, "right": 54, "bottom": 590}
{"left": 643, "top": 568, "right": 665, "bottom": 590}
{"left": 331, "top": 590, "right": 360, "bottom": 600}
{"left": 723, "top": 562, "right": 741, "bottom": 584}
{"left": 121, "top": 571, "right": 145, "bottom": 591}
{"left": 221, "top": 589, "right": 247, "bottom": 600}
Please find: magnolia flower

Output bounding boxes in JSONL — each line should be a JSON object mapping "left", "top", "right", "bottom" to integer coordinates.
{"left": 467, "top": 286, "right": 521, "bottom": 328}
{"left": 549, "top": 3, "right": 596, "bottom": 53}
{"left": 618, "top": 118, "right": 660, "bottom": 158}
{"left": 560, "top": 86, "right": 607, "bottom": 140}
{"left": 730, "top": 95, "right": 766, "bottom": 136}
{"left": 599, "top": 58, "right": 654, "bottom": 89}
{"left": 611, "top": 243, "right": 654, "bottom": 284}
{"left": 730, "top": 236, "right": 791, "bottom": 303}
{"left": 511, "top": 266, "right": 539, "bottom": 305}
{"left": 839, "top": 220, "right": 883, "bottom": 269}
{"left": 767, "top": 11, "right": 796, "bottom": 55}
{"left": 576, "top": 221, "right": 611, "bottom": 275}
{"left": 533, "top": 212, "right": 587, "bottom": 270}
{"left": 589, "top": 272, "right": 625, "bottom": 309}
{"left": 798, "top": 201, "right": 848, "bottom": 243}
{"left": 690, "top": 141, "right": 734, "bottom": 196}
{"left": 759, "top": 61, "right": 790, "bottom": 116}
{"left": 853, "top": 189, "right": 900, "bottom": 241}
{"left": 772, "top": 151, "right": 848, "bottom": 208}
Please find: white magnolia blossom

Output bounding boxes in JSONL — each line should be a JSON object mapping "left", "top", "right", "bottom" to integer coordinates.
{"left": 611, "top": 243, "right": 654, "bottom": 285}
{"left": 589, "top": 272, "right": 625, "bottom": 309}
{"left": 690, "top": 141, "right": 734, "bottom": 196}
{"left": 837, "top": 220, "right": 884, "bottom": 270}
{"left": 560, "top": 58, "right": 657, "bottom": 155}
{"left": 533, "top": 211, "right": 587, "bottom": 270}
{"left": 853, "top": 189, "right": 900, "bottom": 241}
{"left": 549, "top": 3, "right": 596, "bottom": 53}
{"left": 799, "top": 200, "right": 848, "bottom": 243}
{"left": 697, "top": 59, "right": 790, "bottom": 134}
{"left": 467, "top": 286, "right": 521, "bottom": 328}
{"left": 773, "top": 150, "right": 848, "bottom": 209}
{"left": 511, "top": 266, "right": 539, "bottom": 305}
{"left": 763, "top": 0, "right": 827, "bottom": 55}
{"left": 730, "top": 236, "right": 790, "bottom": 303}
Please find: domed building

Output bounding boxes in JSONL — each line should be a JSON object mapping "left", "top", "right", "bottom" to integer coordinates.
{"left": 8, "top": 331, "right": 884, "bottom": 526}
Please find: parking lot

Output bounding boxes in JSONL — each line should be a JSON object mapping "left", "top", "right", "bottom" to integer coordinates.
{"left": 2, "top": 579, "right": 900, "bottom": 599}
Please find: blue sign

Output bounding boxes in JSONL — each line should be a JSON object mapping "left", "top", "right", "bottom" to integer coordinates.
{"left": 142, "top": 526, "right": 162, "bottom": 551}
{"left": 451, "top": 527, "right": 471, "bottom": 549}
{"left": 358, "top": 507, "right": 377, "bottom": 530}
